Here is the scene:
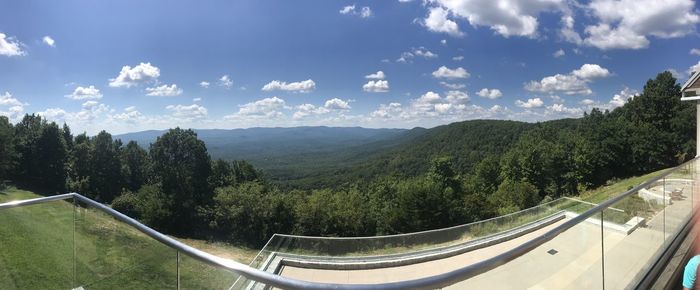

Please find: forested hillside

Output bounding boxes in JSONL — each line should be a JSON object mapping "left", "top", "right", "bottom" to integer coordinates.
{"left": 0, "top": 71, "right": 694, "bottom": 248}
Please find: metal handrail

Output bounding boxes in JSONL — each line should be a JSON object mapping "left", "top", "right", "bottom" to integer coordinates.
{"left": 0, "top": 157, "right": 695, "bottom": 289}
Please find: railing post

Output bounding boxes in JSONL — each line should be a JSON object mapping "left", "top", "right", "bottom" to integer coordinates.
{"left": 72, "top": 196, "right": 77, "bottom": 289}
{"left": 600, "top": 210, "right": 605, "bottom": 290}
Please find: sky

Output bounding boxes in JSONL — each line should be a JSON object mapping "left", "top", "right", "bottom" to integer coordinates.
{"left": 1, "top": 0, "right": 700, "bottom": 135}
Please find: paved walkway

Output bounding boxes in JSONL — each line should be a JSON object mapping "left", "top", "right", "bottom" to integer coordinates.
{"left": 278, "top": 178, "right": 697, "bottom": 289}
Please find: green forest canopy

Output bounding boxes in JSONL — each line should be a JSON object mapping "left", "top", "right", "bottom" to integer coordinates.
{"left": 0, "top": 71, "right": 694, "bottom": 247}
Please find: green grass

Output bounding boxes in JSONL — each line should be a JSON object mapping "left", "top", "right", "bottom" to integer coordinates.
{"left": 0, "top": 187, "right": 256, "bottom": 290}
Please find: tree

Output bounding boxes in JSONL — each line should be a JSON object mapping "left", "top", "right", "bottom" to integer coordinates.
{"left": 488, "top": 179, "right": 539, "bottom": 215}
{"left": 121, "top": 141, "right": 149, "bottom": 191}
{"left": 36, "top": 122, "right": 68, "bottom": 193}
{"left": 90, "top": 131, "right": 123, "bottom": 202}
{"left": 13, "top": 114, "right": 45, "bottom": 184}
{"left": 149, "top": 128, "right": 212, "bottom": 233}
{"left": 0, "top": 116, "right": 14, "bottom": 182}
{"left": 67, "top": 133, "right": 93, "bottom": 195}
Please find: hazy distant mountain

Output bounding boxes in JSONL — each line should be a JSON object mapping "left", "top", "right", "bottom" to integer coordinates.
{"left": 115, "top": 126, "right": 407, "bottom": 165}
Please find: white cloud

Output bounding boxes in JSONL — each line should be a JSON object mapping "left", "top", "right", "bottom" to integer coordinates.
{"left": 193, "top": 97, "right": 202, "bottom": 102}
{"left": 583, "top": 24, "right": 649, "bottom": 50}
{"left": 452, "top": 56, "right": 464, "bottom": 61}
{"left": 200, "top": 81, "right": 210, "bottom": 88}
{"left": 572, "top": 64, "right": 611, "bottom": 79}
{"left": 108, "top": 62, "right": 160, "bottom": 88}
{"left": 553, "top": 49, "right": 565, "bottom": 58}
{"left": 579, "top": 99, "right": 596, "bottom": 105}
{"left": 112, "top": 107, "right": 144, "bottom": 123}
{"left": 476, "top": 88, "right": 503, "bottom": 99}
{"left": 0, "top": 92, "right": 25, "bottom": 121}
{"left": 691, "top": 48, "right": 700, "bottom": 56}
{"left": 339, "top": 5, "right": 372, "bottom": 18}
{"left": 219, "top": 75, "right": 233, "bottom": 89}
{"left": 441, "top": 39, "right": 447, "bottom": 45}
{"left": 146, "top": 84, "right": 183, "bottom": 97}
{"left": 293, "top": 104, "right": 329, "bottom": 119}
{"left": 0, "top": 33, "right": 25, "bottom": 56}
{"left": 38, "top": 108, "right": 67, "bottom": 120}
{"left": 397, "top": 47, "right": 438, "bottom": 63}
{"left": 430, "top": 0, "right": 565, "bottom": 38}
{"left": 546, "top": 103, "right": 583, "bottom": 116}
{"left": 42, "top": 36, "right": 55, "bottom": 47}
{"left": 559, "top": 15, "right": 583, "bottom": 45}
{"left": 324, "top": 98, "right": 351, "bottom": 110}
{"left": 66, "top": 85, "right": 103, "bottom": 100}
{"left": 233, "top": 97, "right": 288, "bottom": 118}
{"left": 609, "top": 87, "right": 638, "bottom": 108}
{"left": 582, "top": 0, "right": 699, "bottom": 50}
{"left": 423, "top": 7, "right": 463, "bottom": 37}
{"left": 363, "top": 80, "right": 390, "bottom": 92}
{"left": 371, "top": 102, "right": 404, "bottom": 119}
{"left": 525, "top": 64, "right": 611, "bottom": 95}
{"left": 440, "top": 82, "right": 466, "bottom": 89}
{"left": 515, "top": 98, "right": 544, "bottom": 108}
{"left": 689, "top": 61, "right": 700, "bottom": 74}
{"left": 365, "top": 71, "right": 386, "bottom": 79}
{"left": 432, "top": 66, "right": 470, "bottom": 79}
{"left": 166, "top": 104, "right": 208, "bottom": 120}
{"left": 262, "top": 79, "right": 316, "bottom": 92}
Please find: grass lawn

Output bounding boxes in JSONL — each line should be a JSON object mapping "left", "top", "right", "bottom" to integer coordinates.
{"left": 0, "top": 187, "right": 258, "bottom": 290}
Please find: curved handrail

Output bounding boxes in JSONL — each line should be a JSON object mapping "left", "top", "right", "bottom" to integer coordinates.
{"left": 0, "top": 157, "right": 694, "bottom": 289}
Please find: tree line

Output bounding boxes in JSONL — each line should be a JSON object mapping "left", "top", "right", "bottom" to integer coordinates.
{"left": 0, "top": 71, "right": 694, "bottom": 247}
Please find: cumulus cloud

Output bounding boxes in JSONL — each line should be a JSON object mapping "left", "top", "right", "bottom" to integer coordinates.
{"left": 691, "top": 48, "right": 700, "bottom": 56}
{"left": 365, "top": 71, "right": 386, "bottom": 79}
{"left": 453, "top": 56, "right": 464, "bottom": 61}
{"left": 65, "top": 85, "right": 103, "bottom": 100}
{"left": 363, "top": 80, "right": 390, "bottom": 92}
{"left": 0, "top": 92, "right": 25, "bottom": 120}
{"left": 166, "top": 104, "right": 208, "bottom": 119}
{"left": 324, "top": 98, "right": 352, "bottom": 110}
{"left": 292, "top": 98, "right": 352, "bottom": 119}
{"left": 429, "top": 0, "right": 564, "bottom": 38}
{"left": 146, "top": 84, "right": 183, "bottom": 97}
{"left": 108, "top": 62, "right": 160, "bottom": 88}
{"left": 559, "top": 15, "right": 583, "bottom": 45}
{"left": 397, "top": 47, "right": 438, "bottom": 63}
{"left": 476, "top": 88, "right": 503, "bottom": 99}
{"left": 581, "top": 0, "right": 700, "bottom": 50}
{"left": 579, "top": 99, "right": 596, "bottom": 105}
{"left": 609, "top": 87, "right": 639, "bottom": 108}
{"left": 262, "top": 79, "right": 316, "bottom": 92}
{"left": 371, "top": 102, "right": 404, "bottom": 119}
{"left": 553, "top": 49, "right": 565, "bottom": 58}
{"left": 423, "top": 6, "right": 463, "bottom": 37}
{"left": 42, "top": 36, "right": 55, "bottom": 47}
{"left": 339, "top": 5, "right": 372, "bottom": 18}
{"left": 200, "top": 81, "right": 210, "bottom": 88}
{"left": 515, "top": 98, "right": 544, "bottom": 108}
{"left": 525, "top": 64, "right": 611, "bottom": 95}
{"left": 689, "top": 61, "right": 700, "bottom": 74}
{"left": 232, "top": 97, "right": 288, "bottom": 118}
{"left": 219, "top": 75, "right": 233, "bottom": 89}
{"left": 0, "top": 33, "right": 25, "bottom": 56}
{"left": 432, "top": 66, "right": 470, "bottom": 79}
{"left": 545, "top": 103, "right": 583, "bottom": 116}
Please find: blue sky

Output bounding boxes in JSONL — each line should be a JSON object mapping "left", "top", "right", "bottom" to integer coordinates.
{"left": 1, "top": 0, "right": 699, "bottom": 134}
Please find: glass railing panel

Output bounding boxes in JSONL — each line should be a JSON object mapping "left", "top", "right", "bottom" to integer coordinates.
{"left": 178, "top": 251, "right": 241, "bottom": 289}
{"left": 264, "top": 197, "right": 585, "bottom": 258}
{"left": 602, "top": 186, "right": 666, "bottom": 289}
{"left": 0, "top": 199, "right": 74, "bottom": 290}
{"left": 73, "top": 200, "right": 177, "bottom": 289}
{"left": 664, "top": 167, "right": 695, "bottom": 242}
{"left": 446, "top": 212, "right": 604, "bottom": 290}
